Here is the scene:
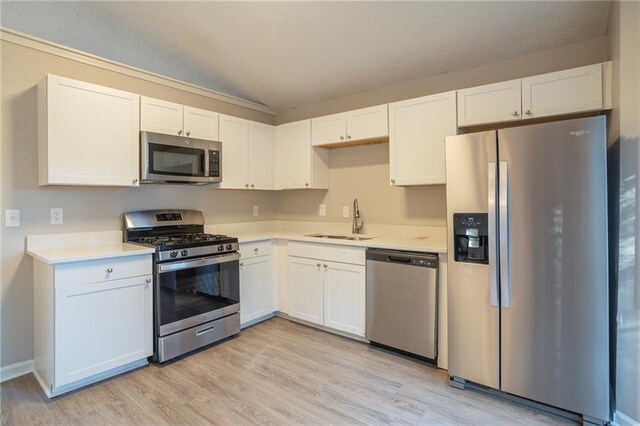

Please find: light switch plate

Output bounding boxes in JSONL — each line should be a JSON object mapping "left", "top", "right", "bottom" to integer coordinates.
{"left": 5, "top": 209, "right": 20, "bottom": 227}
{"left": 319, "top": 204, "right": 326, "bottom": 216}
{"left": 252, "top": 205, "right": 259, "bottom": 217}
{"left": 342, "top": 206, "right": 349, "bottom": 218}
{"left": 51, "top": 208, "right": 64, "bottom": 224}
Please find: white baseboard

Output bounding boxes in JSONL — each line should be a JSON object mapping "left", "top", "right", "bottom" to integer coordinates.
{"left": 615, "top": 410, "right": 640, "bottom": 426}
{"left": 0, "top": 360, "right": 34, "bottom": 383}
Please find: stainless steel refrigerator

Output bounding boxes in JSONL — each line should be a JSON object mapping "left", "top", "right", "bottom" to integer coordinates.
{"left": 445, "top": 116, "right": 609, "bottom": 423}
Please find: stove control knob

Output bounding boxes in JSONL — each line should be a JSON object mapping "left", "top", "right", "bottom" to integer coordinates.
{"left": 217, "top": 245, "right": 224, "bottom": 252}
{"left": 226, "top": 244, "right": 233, "bottom": 250}
{"left": 181, "top": 250, "right": 189, "bottom": 257}
{"left": 170, "top": 251, "right": 178, "bottom": 258}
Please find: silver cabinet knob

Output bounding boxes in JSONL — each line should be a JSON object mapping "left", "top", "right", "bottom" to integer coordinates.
{"left": 391, "top": 179, "right": 396, "bottom": 184}
{"left": 347, "top": 135, "right": 351, "bottom": 140}
{"left": 305, "top": 182, "right": 309, "bottom": 187}
{"left": 254, "top": 248, "right": 259, "bottom": 253}
{"left": 186, "top": 131, "right": 191, "bottom": 136}
{"left": 525, "top": 110, "right": 532, "bottom": 116}
{"left": 245, "top": 184, "right": 249, "bottom": 188}
{"left": 340, "top": 136, "right": 344, "bottom": 141}
{"left": 317, "top": 263, "right": 321, "bottom": 268}
{"left": 239, "top": 262, "right": 244, "bottom": 267}
{"left": 178, "top": 130, "right": 183, "bottom": 135}
{"left": 251, "top": 184, "right": 254, "bottom": 188}
{"left": 145, "top": 278, "right": 151, "bottom": 283}
{"left": 324, "top": 264, "right": 328, "bottom": 269}
{"left": 106, "top": 268, "right": 113, "bottom": 273}
{"left": 512, "top": 111, "right": 519, "bottom": 117}
{"left": 132, "top": 178, "right": 138, "bottom": 184}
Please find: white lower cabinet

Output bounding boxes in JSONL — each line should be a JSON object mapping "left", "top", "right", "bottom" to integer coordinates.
{"left": 287, "top": 242, "right": 366, "bottom": 336}
{"left": 239, "top": 255, "right": 275, "bottom": 326}
{"left": 33, "top": 254, "right": 153, "bottom": 397}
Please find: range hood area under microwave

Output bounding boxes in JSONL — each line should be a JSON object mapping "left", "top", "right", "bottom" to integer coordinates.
{"left": 140, "top": 131, "right": 222, "bottom": 185}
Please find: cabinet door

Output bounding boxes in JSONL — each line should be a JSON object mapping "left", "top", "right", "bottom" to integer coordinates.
{"left": 323, "top": 262, "right": 365, "bottom": 336}
{"left": 346, "top": 104, "right": 388, "bottom": 142}
{"left": 457, "top": 80, "right": 522, "bottom": 126}
{"left": 140, "top": 96, "right": 184, "bottom": 136}
{"left": 183, "top": 106, "right": 219, "bottom": 141}
{"left": 288, "top": 256, "right": 323, "bottom": 325}
{"left": 389, "top": 91, "right": 457, "bottom": 186}
{"left": 275, "top": 120, "right": 312, "bottom": 189}
{"left": 55, "top": 275, "right": 153, "bottom": 387}
{"left": 311, "top": 113, "right": 346, "bottom": 146}
{"left": 248, "top": 121, "right": 275, "bottom": 190}
{"left": 40, "top": 75, "right": 140, "bottom": 187}
{"left": 218, "top": 114, "right": 249, "bottom": 189}
{"left": 239, "top": 256, "right": 274, "bottom": 325}
{"left": 521, "top": 63, "right": 602, "bottom": 119}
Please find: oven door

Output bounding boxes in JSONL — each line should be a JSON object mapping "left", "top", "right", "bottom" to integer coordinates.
{"left": 155, "top": 252, "right": 240, "bottom": 336}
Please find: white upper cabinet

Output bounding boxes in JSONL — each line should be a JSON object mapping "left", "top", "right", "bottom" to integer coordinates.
{"left": 457, "top": 62, "right": 610, "bottom": 127}
{"left": 140, "top": 96, "right": 219, "bottom": 140}
{"left": 248, "top": 121, "right": 275, "bottom": 190}
{"left": 276, "top": 120, "right": 329, "bottom": 190}
{"left": 218, "top": 114, "right": 249, "bottom": 189}
{"left": 183, "top": 105, "right": 220, "bottom": 140}
{"left": 457, "top": 80, "right": 522, "bottom": 127}
{"left": 389, "top": 91, "right": 457, "bottom": 186}
{"left": 38, "top": 74, "right": 140, "bottom": 187}
{"left": 311, "top": 105, "right": 388, "bottom": 147}
{"left": 521, "top": 63, "right": 602, "bottom": 119}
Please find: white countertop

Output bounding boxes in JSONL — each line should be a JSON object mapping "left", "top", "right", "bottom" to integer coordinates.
{"left": 26, "top": 231, "right": 154, "bottom": 264}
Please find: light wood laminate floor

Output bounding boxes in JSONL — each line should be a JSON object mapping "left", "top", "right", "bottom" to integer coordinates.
{"left": 2, "top": 318, "right": 573, "bottom": 425}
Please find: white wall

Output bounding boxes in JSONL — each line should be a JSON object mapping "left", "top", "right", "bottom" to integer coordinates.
{"left": 607, "top": 1, "right": 640, "bottom": 424}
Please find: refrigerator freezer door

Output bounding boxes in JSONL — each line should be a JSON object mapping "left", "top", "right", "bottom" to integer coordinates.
{"left": 445, "top": 131, "right": 500, "bottom": 389}
{"left": 498, "top": 116, "right": 609, "bottom": 421}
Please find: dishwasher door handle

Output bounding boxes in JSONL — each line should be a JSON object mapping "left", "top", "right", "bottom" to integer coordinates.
{"left": 387, "top": 256, "right": 413, "bottom": 263}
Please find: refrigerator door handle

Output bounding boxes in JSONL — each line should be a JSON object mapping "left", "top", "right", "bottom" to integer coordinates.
{"left": 488, "top": 162, "right": 498, "bottom": 307}
{"left": 499, "top": 161, "right": 510, "bottom": 308}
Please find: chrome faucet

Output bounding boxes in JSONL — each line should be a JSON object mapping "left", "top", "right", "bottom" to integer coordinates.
{"left": 352, "top": 198, "right": 364, "bottom": 234}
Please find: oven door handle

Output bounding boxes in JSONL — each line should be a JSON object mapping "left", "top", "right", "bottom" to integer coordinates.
{"left": 158, "top": 252, "right": 241, "bottom": 273}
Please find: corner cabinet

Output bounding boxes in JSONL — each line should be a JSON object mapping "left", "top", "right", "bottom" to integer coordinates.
{"left": 239, "top": 241, "right": 275, "bottom": 326}
{"left": 275, "top": 120, "right": 329, "bottom": 189}
{"left": 287, "top": 242, "right": 365, "bottom": 336}
{"left": 140, "top": 96, "right": 219, "bottom": 141}
{"left": 38, "top": 74, "right": 140, "bottom": 187}
{"left": 389, "top": 91, "right": 457, "bottom": 186}
{"left": 32, "top": 254, "right": 153, "bottom": 397}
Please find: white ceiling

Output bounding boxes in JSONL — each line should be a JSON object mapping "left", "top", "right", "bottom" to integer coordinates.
{"left": 1, "top": 1, "right": 611, "bottom": 112}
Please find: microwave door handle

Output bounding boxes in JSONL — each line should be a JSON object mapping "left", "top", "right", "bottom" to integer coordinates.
{"left": 158, "top": 252, "right": 241, "bottom": 273}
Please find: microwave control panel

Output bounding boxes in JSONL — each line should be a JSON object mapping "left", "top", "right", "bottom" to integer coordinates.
{"left": 209, "top": 150, "right": 220, "bottom": 178}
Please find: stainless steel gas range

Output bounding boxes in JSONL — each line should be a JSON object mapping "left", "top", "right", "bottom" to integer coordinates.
{"left": 123, "top": 209, "right": 240, "bottom": 363}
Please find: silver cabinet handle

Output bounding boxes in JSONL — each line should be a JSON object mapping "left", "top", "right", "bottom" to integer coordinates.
{"left": 499, "top": 161, "right": 510, "bottom": 308}
{"left": 316, "top": 263, "right": 321, "bottom": 269}
{"left": 324, "top": 264, "right": 328, "bottom": 270}
{"left": 132, "top": 178, "right": 138, "bottom": 184}
{"left": 488, "top": 162, "right": 498, "bottom": 307}
{"left": 245, "top": 184, "right": 249, "bottom": 188}
{"left": 178, "top": 130, "right": 183, "bottom": 135}
{"left": 254, "top": 248, "right": 259, "bottom": 253}
{"left": 340, "top": 136, "right": 344, "bottom": 140}
{"left": 525, "top": 110, "right": 532, "bottom": 116}
{"left": 305, "top": 183, "right": 309, "bottom": 187}
{"left": 239, "top": 262, "right": 244, "bottom": 267}
{"left": 347, "top": 135, "right": 351, "bottom": 140}
{"left": 251, "top": 184, "right": 254, "bottom": 188}
{"left": 186, "top": 131, "right": 191, "bottom": 136}
{"left": 512, "top": 111, "right": 518, "bottom": 116}
{"left": 106, "top": 268, "right": 113, "bottom": 273}
{"left": 390, "top": 179, "right": 396, "bottom": 184}
{"left": 145, "top": 278, "right": 151, "bottom": 283}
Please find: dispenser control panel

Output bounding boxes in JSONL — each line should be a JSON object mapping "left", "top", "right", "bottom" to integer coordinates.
{"left": 453, "top": 213, "right": 489, "bottom": 264}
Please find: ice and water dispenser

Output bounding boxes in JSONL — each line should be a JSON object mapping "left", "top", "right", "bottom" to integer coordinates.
{"left": 453, "top": 213, "right": 489, "bottom": 264}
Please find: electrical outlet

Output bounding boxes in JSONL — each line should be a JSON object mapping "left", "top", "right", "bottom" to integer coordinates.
{"left": 5, "top": 209, "right": 20, "bottom": 227}
{"left": 51, "top": 208, "right": 64, "bottom": 225}
{"left": 342, "top": 206, "right": 349, "bottom": 218}
{"left": 252, "top": 205, "right": 259, "bottom": 217}
{"left": 319, "top": 204, "right": 326, "bottom": 216}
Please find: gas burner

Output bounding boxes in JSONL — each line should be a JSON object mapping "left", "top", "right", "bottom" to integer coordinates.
{"left": 137, "top": 233, "right": 229, "bottom": 247}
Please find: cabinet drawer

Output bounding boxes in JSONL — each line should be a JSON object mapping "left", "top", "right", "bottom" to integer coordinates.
{"left": 288, "top": 241, "right": 365, "bottom": 265}
{"left": 239, "top": 240, "right": 273, "bottom": 259}
{"left": 55, "top": 255, "right": 152, "bottom": 288}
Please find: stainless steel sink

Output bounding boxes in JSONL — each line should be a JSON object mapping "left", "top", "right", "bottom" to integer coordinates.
{"left": 305, "top": 233, "right": 373, "bottom": 241}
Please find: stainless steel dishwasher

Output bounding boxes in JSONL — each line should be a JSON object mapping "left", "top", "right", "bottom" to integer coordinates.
{"left": 366, "top": 249, "right": 438, "bottom": 361}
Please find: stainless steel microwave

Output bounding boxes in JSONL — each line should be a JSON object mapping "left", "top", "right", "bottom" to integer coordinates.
{"left": 141, "top": 131, "right": 221, "bottom": 184}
